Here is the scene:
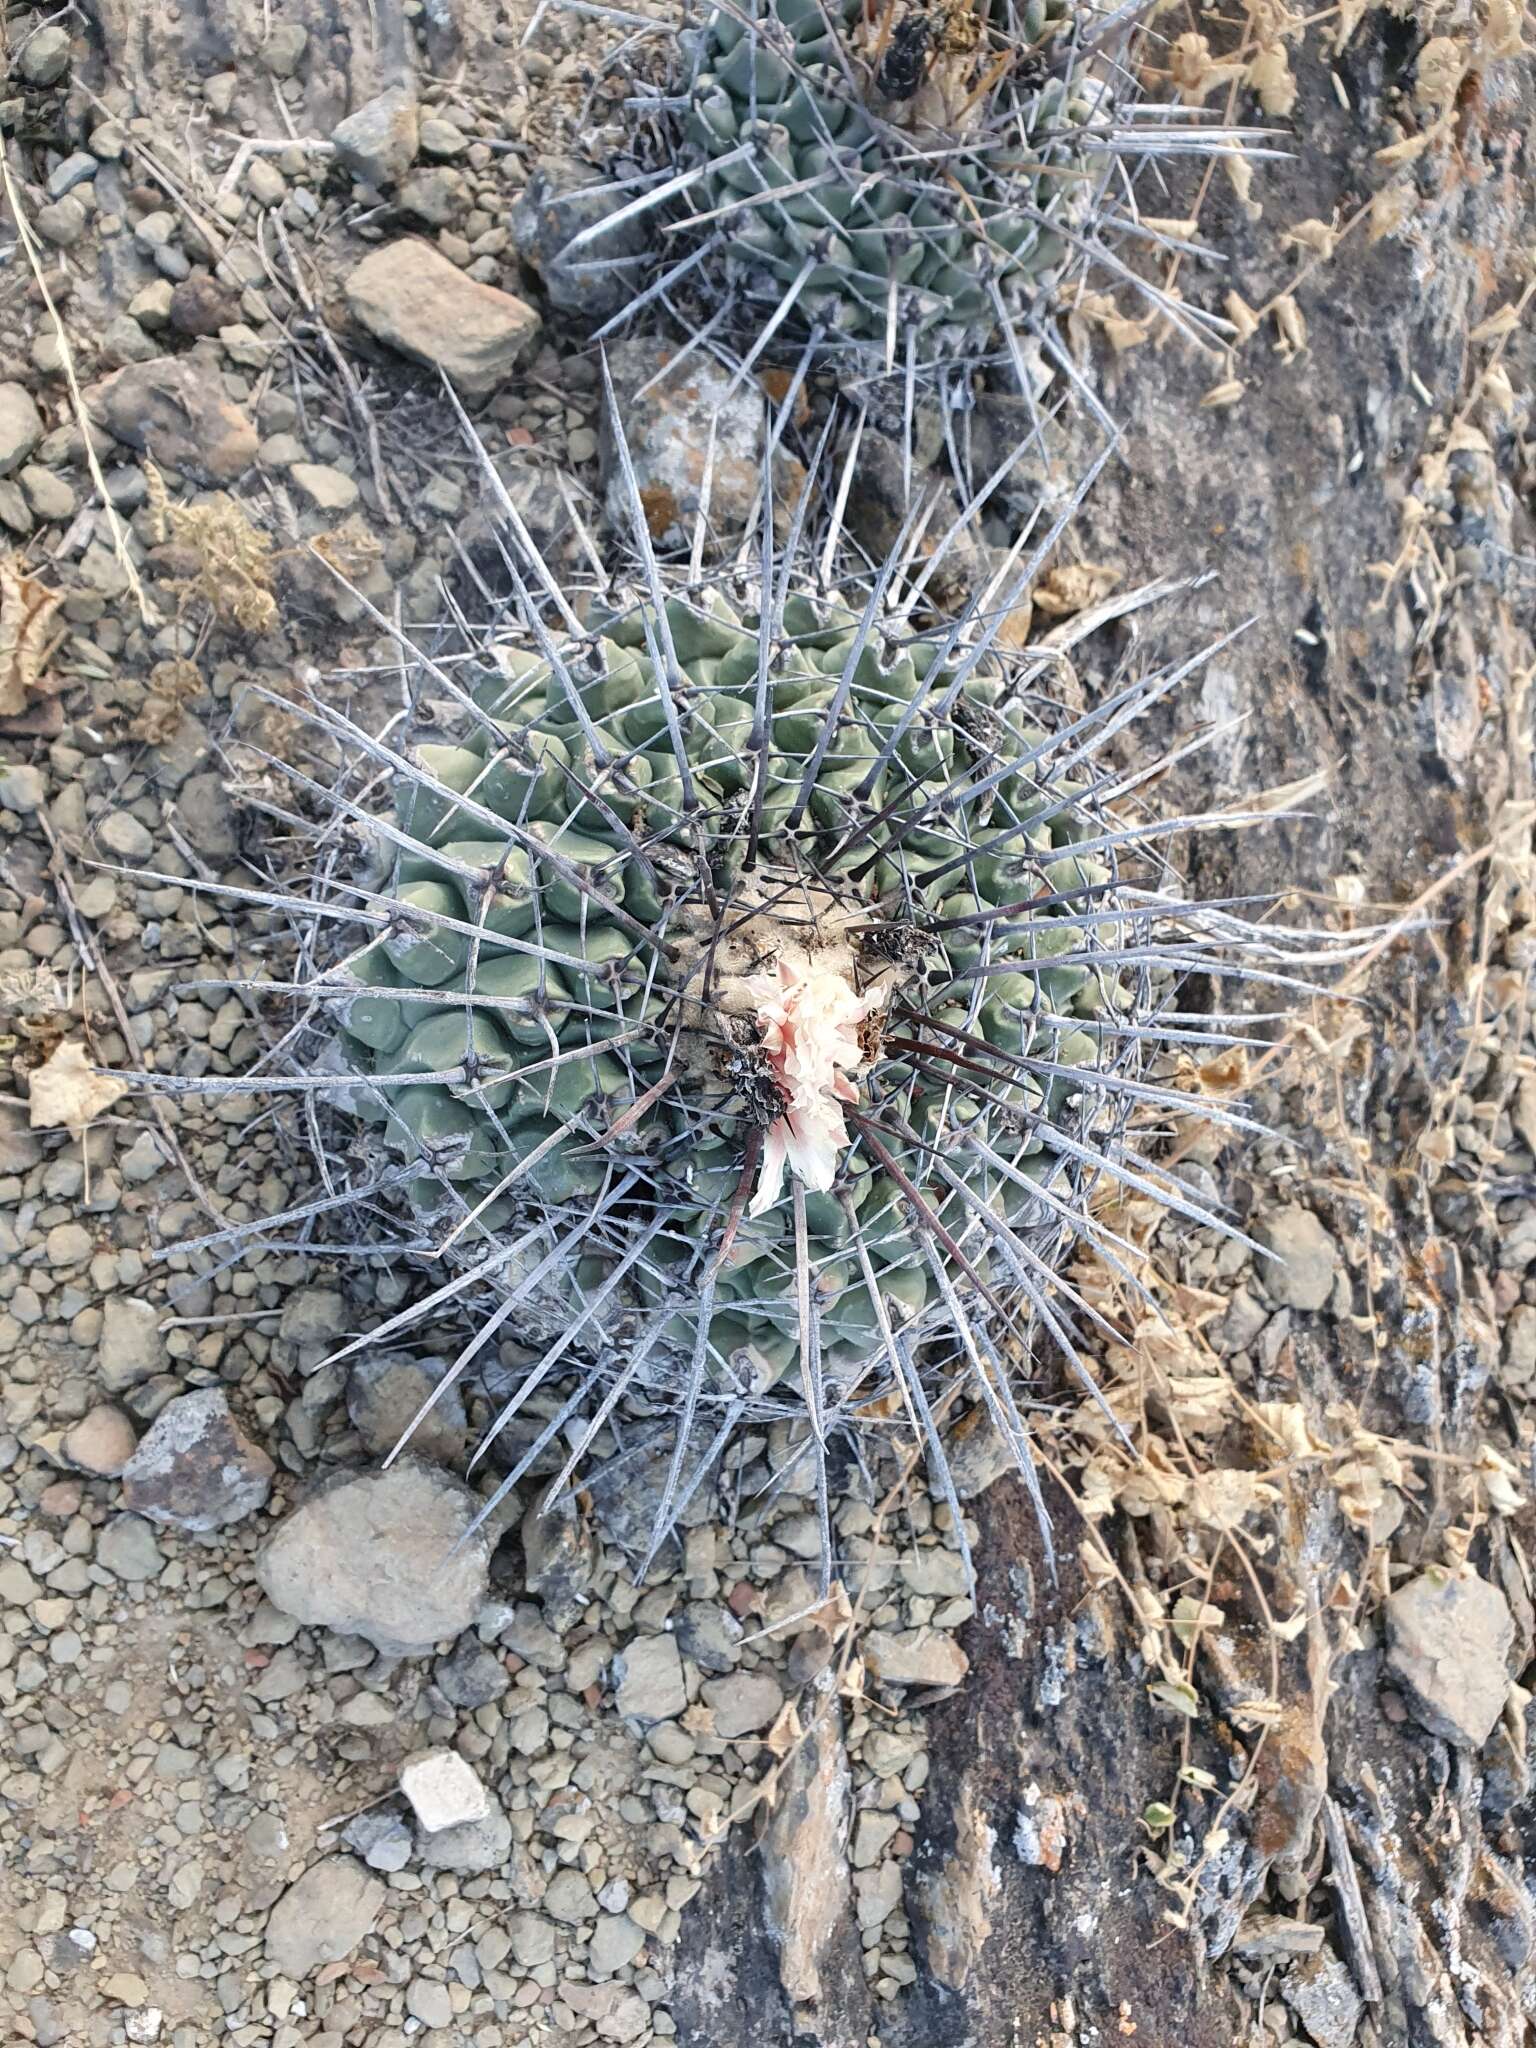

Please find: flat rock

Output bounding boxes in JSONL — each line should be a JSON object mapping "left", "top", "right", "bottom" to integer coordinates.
{"left": 332, "top": 87, "right": 420, "bottom": 188}
{"left": 1385, "top": 1568, "right": 1514, "bottom": 1748}
{"left": 399, "top": 1748, "right": 490, "bottom": 1833}
{"left": 290, "top": 461, "right": 359, "bottom": 512}
{"left": 507, "top": 1911, "right": 556, "bottom": 1968}
{"left": 98, "top": 1295, "right": 164, "bottom": 1393}
{"left": 255, "top": 1460, "right": 492, "bottom": 1655}
{"left": 863, "top": 1627, "right": 969, "bottom": 1691}
{"left": 345, "top": 239, "right": 539, "bottom": 399}
{"left": 0, "top": 383, "right": 43, "bottom": 476}
{"left": 589, "top": 1911, "right": 645, "bottom": 1977}
{"left": 702, "top": 1669, "right": 784, "bottom": 1739}
{"left": 1255, "top": 1205, "right": 1338, "bottom": 1312}
{"left": 614, "top": 1633, "right": 687, "bottom": 1725}
{"left": 96, "top": 355, "right": 257, "bottom": 484}
{"left": 121, "top": 1387, "right": 273, "bottom": 1532}
{"left": 62, "top": 1403, "right": 136, "bottom": 1476}
{"left": 264, "top": 1855, "right": 385, "bottom": 1976}
{"left": 415, "top": 1802, "right": 512, "bottom": 1873}
{"left": 97, "top": 1514, "right": 164, "bottom": 1581}
{"left": 544, "top": 1868, "right": 597, "bottom": 1923}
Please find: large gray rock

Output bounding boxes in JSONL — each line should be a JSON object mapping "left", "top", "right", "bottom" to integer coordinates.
{"left": 255, "top": 1460, "right": 492, "bottom": 1655}
{"left": 331, "top": 87, "right": 419, "bottom": 188}
{"left": 511, "top": 157, "right": 653, "bottom": 319}
{"left": 347, "top": 1352, "right": 467, "bottom": 1465}
{"left": 345, "top": 239, "right": 539, "bottom": 399}
{"left": 264, "top": 1855, "right": 385, "bottom": 1976}
{"left": 121, "top": 1387, "right": 273, "bottom": 1532}
{"left": 1385, "top": 1568, "right": 1515, "bottom": 1748}
{"left": 96, "top": 355, "right": 257, "bottom": 484}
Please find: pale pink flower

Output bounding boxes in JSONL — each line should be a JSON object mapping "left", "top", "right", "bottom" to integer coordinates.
{"left": 745, "top": 959, "right": 876, "bottom": 1218}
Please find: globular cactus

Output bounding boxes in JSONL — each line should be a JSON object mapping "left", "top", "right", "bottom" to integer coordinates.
{"left": 340, "top": 586, "right": 1129, "bottom": 1411}
{"left": 674, "top": 0, "right": 1099, "bottom": 367}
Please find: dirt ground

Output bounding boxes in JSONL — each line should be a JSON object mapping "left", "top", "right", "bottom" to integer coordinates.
{"left": 1, "top": 4, "right": 1534, "bottom": 2048}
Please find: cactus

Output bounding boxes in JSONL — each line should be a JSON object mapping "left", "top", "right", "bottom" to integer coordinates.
{"left": 674, "top": 0, "right": 1098, "bottom": 367}
{"left": 144, "top": 414, "right": 1374, "bottom": 1581}
{"left": 340, "top": 585, "right": 1134, "bottom": 1401}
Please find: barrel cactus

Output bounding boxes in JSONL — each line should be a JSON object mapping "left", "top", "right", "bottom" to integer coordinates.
{"left": 292, "top": 528, "right": 1278, "bottom": 1575}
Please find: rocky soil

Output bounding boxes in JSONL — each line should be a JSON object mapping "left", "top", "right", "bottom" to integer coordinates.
{"left": 0, "top": 5, "right": 1534, "bottom": 2048}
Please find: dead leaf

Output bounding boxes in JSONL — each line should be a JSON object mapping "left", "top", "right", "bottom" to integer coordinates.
{"left": 1187, "top": 1467, "right": 1279, "bottom": 1532}
{"left": 0, "top": 556, "right": 64, "bottom": 719}
{"left": 1201, "top": 378, "right": 1246, "bottom": 410}
{"left": 1413, "top": 35, "right": 1464, "bottom": 113}
{"left": 1273, "top": 295, "right": 1308, "bottom": 358}
{"left": 1281, "top": 218, "right": 1339, "bottom": 261}
{"left": 27, "top": 1039, "right": 128, "bottom": 1133}
{"left": 1032, "top": 562, "right": 1120, "bottom": 618}
{"left": 1470, "top": 302, "right": 1522, "bottom": 344}
{"left": 1445, "top": 421, "right": 1494, "bottom": 459}
{"left": 1167, "top": 31, "right": 1244, "bottom": 106}
{"left": 1480, "top": 0, "right": 1525, "bottom": 59}
{"left": 1247, "top": 46, "right": 1298, "bottom": 118}
{"left": 994, "top": 597, "right": 1034, "bottom": 649}
{"left": 1368, "top": 183, "right": 1414, "bottom": 242}
{"left": 1480, "top": 362, "right": 1516, "bottom": 417}
{"left": 1224, "top": 291, "right": 1261, "bottom": 343}
{"left": 1375, "top": 129, "right": 1434, "bottom": 167}
{"left": 1223, "top": 151, "right": 1261, "bottom": 221}
{"left": 764, "top": 1698, "right": 803, "bottom": 1758}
